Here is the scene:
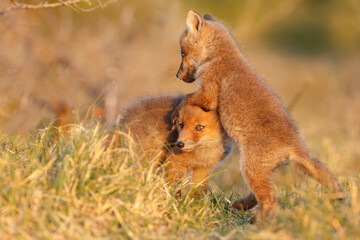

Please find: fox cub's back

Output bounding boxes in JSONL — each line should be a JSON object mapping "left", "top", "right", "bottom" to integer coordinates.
{"left": 117, "top": 95, "right": 184, "bottom": 158}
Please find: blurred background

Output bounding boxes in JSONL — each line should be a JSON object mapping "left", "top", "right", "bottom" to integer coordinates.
{"left": 0, "top": 0, "right": 359, "bottom": 190}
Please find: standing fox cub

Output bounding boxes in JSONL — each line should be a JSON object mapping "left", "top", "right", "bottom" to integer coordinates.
{"left": 176, "top": 10, "right": 344, "bottom": 218}
{"left": 115, "top": 95, "right": 233, "bottom": 193}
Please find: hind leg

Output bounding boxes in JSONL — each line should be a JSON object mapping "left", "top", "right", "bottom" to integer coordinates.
{"left": 240, "top": 161, "right": 278, "bottom": 220}
{"left": 233, "top": 192, "right": 258, "bottom": 210}
{"left": 291, "top": 151, "right": 344, "bottom": 198}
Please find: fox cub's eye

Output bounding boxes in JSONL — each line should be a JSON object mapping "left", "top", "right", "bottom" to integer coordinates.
{"left": 196, "top": 125, "right": 204, "bottom": 131}
{"left": 179, "top": 123, "right": 184, "bottom": 129}
{"left": 181, "top": 52, "right": 186, "bottom": 57}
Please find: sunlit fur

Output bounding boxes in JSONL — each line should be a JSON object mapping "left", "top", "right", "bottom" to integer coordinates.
{"left": 177, "top": 10, "right": 344, "bottom": 220}
{"left": 115, "top": 95, "right": 233, "bottom": 193}
{"left": 176, "top": 104, "right": 221, "bottom": 152}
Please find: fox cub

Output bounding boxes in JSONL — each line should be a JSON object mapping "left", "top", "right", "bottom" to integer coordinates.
{"left": 115, "top": 95, "right": 233, "bottom": 193}
{"left": 176, "top": 10, "right": 344, "bottom": 218}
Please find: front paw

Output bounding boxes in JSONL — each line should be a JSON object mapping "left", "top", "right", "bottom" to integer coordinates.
{"left": 196, "top": 101, "right": 216, "bottom": 112}
{"left": 186, "top": 95, "right": 216, "bottom": 111}
{"left": 202, "top": 99, "right": 218, "bottom": 111}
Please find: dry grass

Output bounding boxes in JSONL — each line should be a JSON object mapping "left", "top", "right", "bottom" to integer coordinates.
{"left": 0, "top": 121, "right": 359, "bottom": 239}
{"left": 0, "top": 0, "right": 359, "bottom": 239}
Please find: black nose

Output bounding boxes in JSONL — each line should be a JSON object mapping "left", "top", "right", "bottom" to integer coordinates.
{"left": 176, "top": 71, "right": 180, "bottom": 79}
{"left": 176, "top": 141, "right": 184, "bottom": 149}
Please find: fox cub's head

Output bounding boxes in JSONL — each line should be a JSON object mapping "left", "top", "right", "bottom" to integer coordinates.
{"left": 176, "top": 10, "right": 224, "bottom": 83}
{"left": 174, "top": 104, "right": 221, "bottom": 152}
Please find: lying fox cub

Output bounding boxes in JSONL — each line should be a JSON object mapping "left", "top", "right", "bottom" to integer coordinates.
{"left": 114, "top": 95, "right": 233, "bottom": 193}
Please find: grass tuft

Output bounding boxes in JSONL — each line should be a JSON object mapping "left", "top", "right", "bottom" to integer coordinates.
{"left": 0, "top": 121, "right": 359, "bottom": 239}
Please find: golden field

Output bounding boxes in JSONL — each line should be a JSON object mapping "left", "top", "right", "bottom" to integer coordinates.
{"left": 0, "top": 0, "right": 359, "bottom": 239}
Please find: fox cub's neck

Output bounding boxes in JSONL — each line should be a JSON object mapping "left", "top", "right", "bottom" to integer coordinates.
{"left": 198, "top": 31, "right": 253, "bottom": 84}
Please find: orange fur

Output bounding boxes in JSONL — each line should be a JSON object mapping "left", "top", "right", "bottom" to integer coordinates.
{"left": 177, "top": 10, "right": 344, "bottom": 219}
{"left": 115, "top": 95, "right": 233, "bottom": 194}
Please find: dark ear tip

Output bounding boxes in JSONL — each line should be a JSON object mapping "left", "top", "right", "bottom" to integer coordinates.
{"left": 189, "top": 9, "right": 200, "bottom": 14}
{"left": 188, "top": 9, "right": 202, "bottom": 18}
{"left": 171, "top": 109, "right": 179, "bottom": 125}
{"left": 203, "top": 14, "right": 215, "bottom": 21}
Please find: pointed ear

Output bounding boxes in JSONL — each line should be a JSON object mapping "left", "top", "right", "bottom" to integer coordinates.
{"left": 171, "top": 108, "right": 179, "bottom": 131}
{"left": 186, "top": 10, "right": 203, "bottom": 33}
{"left": 203, "top": 14, "right": 216, "bottom": 21}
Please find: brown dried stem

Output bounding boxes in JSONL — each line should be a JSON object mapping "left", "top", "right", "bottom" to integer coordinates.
{"left": 287, "top": 80, "right": 310, "bottom": 112}
{"left": 0, "top": 0, "right": 117, "bottom": 14}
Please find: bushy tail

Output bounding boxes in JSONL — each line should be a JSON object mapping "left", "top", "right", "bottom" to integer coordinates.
{"left": 290, "top": 151, "right": 344, "bottom": 198}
